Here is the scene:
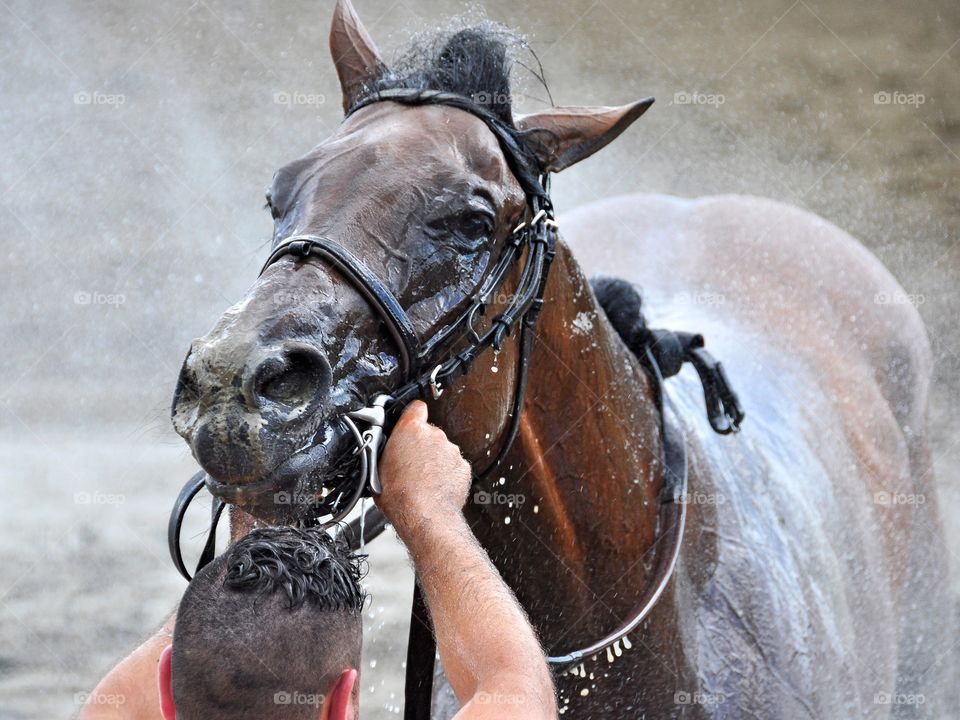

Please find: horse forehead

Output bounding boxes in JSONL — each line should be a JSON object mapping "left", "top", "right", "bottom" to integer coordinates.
{"left": 334, "top": 103, "right": 512, "bottom": 183}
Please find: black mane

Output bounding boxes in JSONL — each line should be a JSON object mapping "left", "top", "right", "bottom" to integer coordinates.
{"left": 363, "top": 21, "right": 546, "bottom": 126}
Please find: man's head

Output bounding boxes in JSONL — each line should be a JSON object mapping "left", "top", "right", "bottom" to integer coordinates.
{"left": 158, "top": 526, "right": 366, "bottom": 720}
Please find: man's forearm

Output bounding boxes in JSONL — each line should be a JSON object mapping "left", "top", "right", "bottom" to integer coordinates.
{"left": 398, "top": 511, "right": 556, "bottom": 717}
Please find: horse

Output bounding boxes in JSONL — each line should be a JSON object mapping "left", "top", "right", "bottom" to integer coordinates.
{"left": 169, "top": 1, "right": 951, "bottom": 716}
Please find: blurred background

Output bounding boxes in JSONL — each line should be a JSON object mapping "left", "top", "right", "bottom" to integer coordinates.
{"left": 1, "top": 0, "right": 958, "bottom": 717}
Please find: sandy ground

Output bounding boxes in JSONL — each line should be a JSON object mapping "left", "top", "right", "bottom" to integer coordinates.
{"left": 1, "top": 0, "right": 958, "bottom": 718}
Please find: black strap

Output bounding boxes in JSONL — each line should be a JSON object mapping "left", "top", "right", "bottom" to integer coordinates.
{"left": 543, "top": 343, "right": 688, "bottom": 670}
{"left": 642, "top": 329, "right": 744, "bottom": 434}
{"left": 404, "top": 583, "right": 436, "bottom": 720}
{"left": 169, "top": 487, "right": 390, "bottom": 584}
{"left": 261, "top": 235, "right": 423, "bottom": 380}
{"left": 347, "top": 89, "right": 547, "bottom": 205}
{"left": 337, "top": 505, "right": 389, "bottom": 547}
{"left": 168, "top": 471, "right": 225, "bottom": 582}
{"left": 543, "top": 329, "right": 743, "bottom": 671}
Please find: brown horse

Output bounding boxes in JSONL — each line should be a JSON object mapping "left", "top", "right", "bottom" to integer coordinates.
{"left": 168, "top": 1, "right": 951, "bottom": 716}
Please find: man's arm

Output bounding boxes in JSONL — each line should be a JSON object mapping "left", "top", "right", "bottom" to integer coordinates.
{"left": 377, "top": 401, "right": 556, "bottom": 720}
{"left": 77, "top": 614, "right": 174, "bottom": 720}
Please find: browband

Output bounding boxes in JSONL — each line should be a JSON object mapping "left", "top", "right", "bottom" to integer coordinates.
{"left": 346, "top": 88, "right": 548, "bottom": 204}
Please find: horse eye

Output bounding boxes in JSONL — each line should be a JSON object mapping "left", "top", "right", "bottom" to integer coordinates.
{"left": 265, "top": 192, "right": 281, "bottom": 220}
{"left": 458, "top": 212, "right": 494, "bottom": 242}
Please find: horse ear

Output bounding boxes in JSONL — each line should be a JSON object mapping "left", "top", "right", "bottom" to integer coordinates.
{"left": 515, "top": 98, "right": 654, "bottom": 173}
{"left": 329, "top": 0, "right": 386, "bottom": 113}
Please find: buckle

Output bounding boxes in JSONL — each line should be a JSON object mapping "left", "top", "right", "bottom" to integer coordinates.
{"left": 290, "top": 239, "right": 312, "bottom": 257}
{"left": 429, "top": 364, "right": 444, "bottom": 399}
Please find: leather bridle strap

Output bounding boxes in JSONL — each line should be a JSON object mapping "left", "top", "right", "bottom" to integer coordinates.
{"left": 347, "top": 89, "right": 547, "bottom": 205}
{"left": 404, "top": 583, "right": 435, "bottom": 719}
{"left": 544, "top": 345, "right": 687, "bottom": 671}
{"left": 260, "top": 235, "right": 423, "bottom": 380}
{"left": 168, "top": 470, "right": 226, "bottom": 581}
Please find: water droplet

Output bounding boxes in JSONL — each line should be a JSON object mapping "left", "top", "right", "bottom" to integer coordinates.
{"left": 580, "top": 688, "right": 590, "bottom": 697}
{"left": 504, "top": 516, "right": 511, "bottom": 525}
{"left": 533, "top": 504, "right": 539, "bottom": 514}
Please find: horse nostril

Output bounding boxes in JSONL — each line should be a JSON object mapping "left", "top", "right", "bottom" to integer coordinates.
{"left": 251, "top": 344, "right": 331, "bottom": 409}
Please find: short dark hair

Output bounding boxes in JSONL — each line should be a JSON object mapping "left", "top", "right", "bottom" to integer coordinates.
{"left": 171, "top": 527, "right": 366, "bottom": 720}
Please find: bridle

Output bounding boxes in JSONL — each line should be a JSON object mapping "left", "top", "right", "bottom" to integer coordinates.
{"left": 166, "top": 87, "right": 745, "bottom": 719}
{"left": 178, "top": 88, "right": 558, "bottom": 535}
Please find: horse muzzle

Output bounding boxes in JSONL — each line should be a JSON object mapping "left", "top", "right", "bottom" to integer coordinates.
{"left": 201, "top": 395, "right": 392, "bottom": 524}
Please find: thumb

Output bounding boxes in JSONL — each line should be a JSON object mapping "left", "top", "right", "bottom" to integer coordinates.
{"left": 399, "top": 400, "right": 429, "bottom": 427}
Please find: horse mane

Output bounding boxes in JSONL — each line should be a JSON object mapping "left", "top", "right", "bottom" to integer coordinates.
{"left": 363, "top": 19, "right": 550, "bottom": 125}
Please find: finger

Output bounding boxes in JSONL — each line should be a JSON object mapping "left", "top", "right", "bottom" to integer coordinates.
{"left": 399, "top": 400, "right": 429, "bottom": 426}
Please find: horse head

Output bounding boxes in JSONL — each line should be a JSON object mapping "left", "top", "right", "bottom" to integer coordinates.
{"left": 170, "top": 0, "right": 652, "bottom": 524}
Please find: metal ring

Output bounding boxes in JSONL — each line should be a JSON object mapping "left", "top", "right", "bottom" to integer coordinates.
{"left": 351, "top": 430, "right": 374, "bottom": 455}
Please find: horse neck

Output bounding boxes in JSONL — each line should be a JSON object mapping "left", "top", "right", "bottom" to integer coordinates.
{"left": 460, "top": 241, "right": 665, "bottom": 643}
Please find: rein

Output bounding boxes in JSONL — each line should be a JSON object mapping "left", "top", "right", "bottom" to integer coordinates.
{"left": 165, "top": 87, "right": 745, "bottom": 718}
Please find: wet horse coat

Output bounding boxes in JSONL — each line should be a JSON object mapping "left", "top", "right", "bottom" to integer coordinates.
{"left": 445, "top": 192, "right": 949, "bottom": 717}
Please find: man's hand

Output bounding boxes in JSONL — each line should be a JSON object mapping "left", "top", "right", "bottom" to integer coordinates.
{"left": 374, "top": 401, "right": 557, "bottom": 719}
{"left": 376, "top": 400, "right": 472, "bottom": 531}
